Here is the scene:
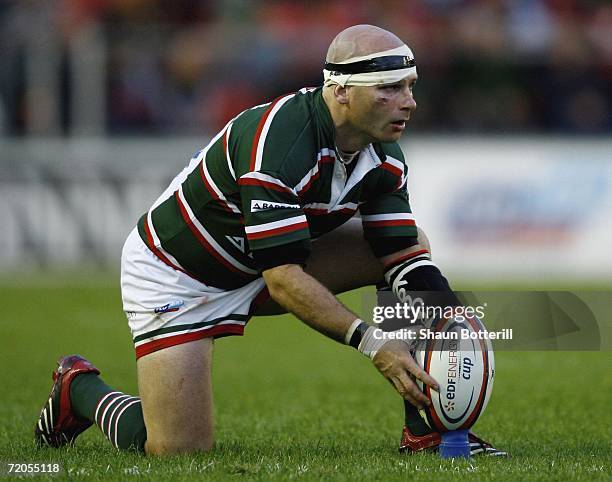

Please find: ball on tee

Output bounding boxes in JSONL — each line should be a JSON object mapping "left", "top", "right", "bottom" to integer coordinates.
{"left": 414, "top": 314, "right": 495, "bottom": 432}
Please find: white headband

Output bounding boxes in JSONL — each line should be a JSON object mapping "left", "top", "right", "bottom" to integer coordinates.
{"left": 323, "top": 45, "right": 417, "bottom": 87}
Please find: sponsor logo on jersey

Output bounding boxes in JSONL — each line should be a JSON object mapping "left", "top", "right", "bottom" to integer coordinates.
{"left": 250, "top": 200, "right": 300, "bottom": 212}
{"left": 154, "top": 299, "right": 184, "bottom": 314}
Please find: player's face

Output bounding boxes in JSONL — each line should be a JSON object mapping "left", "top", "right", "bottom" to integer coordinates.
{"left": 347, "top": 75, "right": 418, "bottom": 143}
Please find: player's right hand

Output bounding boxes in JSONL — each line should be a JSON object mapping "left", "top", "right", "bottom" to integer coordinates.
{"left": 372, "top": 340, "right": 440, "bottom": 409}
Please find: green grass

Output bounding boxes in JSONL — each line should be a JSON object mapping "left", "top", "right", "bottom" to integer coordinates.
{"left": 0, "top": 274, "right": 610, "bottom": 481}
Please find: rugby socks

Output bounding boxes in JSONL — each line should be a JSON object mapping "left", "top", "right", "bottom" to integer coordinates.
{"left": 403, "top": 400, "right": 433, "bottom": 436}
{"left": 70, "top": 373, "right": 146, "bottom": 451}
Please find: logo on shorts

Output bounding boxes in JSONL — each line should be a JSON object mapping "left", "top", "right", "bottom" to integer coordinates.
{"left": 251, "top": 200, "right": 300, "bottom": 212}
{"left": 154, "top": 299, "right": 184, "bottom": 314}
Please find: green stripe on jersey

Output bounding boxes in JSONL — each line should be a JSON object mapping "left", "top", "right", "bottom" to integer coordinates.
{"left": 151, "top": 194, "right": 187, "bottom": 242}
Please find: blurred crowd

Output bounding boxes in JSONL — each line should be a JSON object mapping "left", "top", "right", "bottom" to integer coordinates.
{"left": 1, "top": 0, "right": 611, "bottom": 136}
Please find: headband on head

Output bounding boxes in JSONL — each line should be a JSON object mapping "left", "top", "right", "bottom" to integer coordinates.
{"left": 323, "top": 45, "right": 417, "bottom": 87}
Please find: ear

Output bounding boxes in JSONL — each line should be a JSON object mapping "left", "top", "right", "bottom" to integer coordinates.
{"left": 334, "top": 85, "right": 350, "bottom": 105}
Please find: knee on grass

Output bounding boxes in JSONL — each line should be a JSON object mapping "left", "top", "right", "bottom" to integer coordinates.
{"left": 145, "top": 434, "right": 214, "bottom": 455}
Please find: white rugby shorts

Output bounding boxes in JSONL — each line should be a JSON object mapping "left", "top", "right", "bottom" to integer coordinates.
{"left": 121, "top": 228, "right": 268, "bottom": 359}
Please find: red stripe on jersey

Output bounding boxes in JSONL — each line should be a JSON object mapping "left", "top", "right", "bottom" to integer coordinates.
{"left": 381, "top": 162, "right": 403, "bottom": 177}
{"left": 174, "top": 191, "right": 248, "bottom": 276}
{"left": 246, "top": 221, "right": 309, "bottom": 240}
{"left": 363, "top": 219, "right": 416, "bottom": 228}
{"left": 298, "top": 170, "right": 321, "bottom": 196}
{"left": 135, "top": 324, "right": 245, "bottom": 359}
{"left": 143, "top": 216, "right": 192, "bottom": 277}
{"left": 395, "top": 177, "right": 404, "bottom": 191}
{"left": 237, "top": 177, "right": 294, "bottom": 193}
{"left": 298, "top": 155, "right": 335, "bottom": 197}
{"left": 223, "top": 129, "right": 229, "bottom": 159}
{"left": 199, "top": 162, "right": 233, "bottom": 214}
{"left": 250, "top": 96, "right": 283, "bottom": 172}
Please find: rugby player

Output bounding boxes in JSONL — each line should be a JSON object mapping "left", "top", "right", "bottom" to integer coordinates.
{"left": 35, "top": 24, "right": 504, "bottom": 456}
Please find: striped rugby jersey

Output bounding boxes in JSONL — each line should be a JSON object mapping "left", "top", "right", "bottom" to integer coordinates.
{"left": 137, "top": 87, "right": 417, "bottom": 290}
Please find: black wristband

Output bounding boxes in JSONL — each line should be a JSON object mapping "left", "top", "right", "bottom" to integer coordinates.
{"left": 385, "top": 262, "right": 461, "bottom": 306}
{"left": 347, "top": 320, "right": 371, "bottom": 349}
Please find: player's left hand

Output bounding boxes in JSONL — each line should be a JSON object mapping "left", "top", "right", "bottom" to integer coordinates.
{"left": 372, "top": 340, "right": 439, "bottom": 409}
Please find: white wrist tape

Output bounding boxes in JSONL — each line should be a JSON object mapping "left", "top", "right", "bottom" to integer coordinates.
{"left": 357, "top": 326, "right": 414, "bottom": 360}
{"left": 344, "top": 318, "right": 364, "bottom": 345}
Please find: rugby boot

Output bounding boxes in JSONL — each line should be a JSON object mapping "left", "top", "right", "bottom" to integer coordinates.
{"left": 34, "top": 355, "right": 100, "bottom": 447}
{"left": 398, "top": 425, "right": 441, "bottom": 453}
{"left": 467, "top": 431, "right": 507, "bottom": 457}
{"left": 399, "top": 425, "right": 507, "bottom": 457}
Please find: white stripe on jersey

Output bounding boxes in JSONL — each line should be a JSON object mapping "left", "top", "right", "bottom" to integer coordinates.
{"left": 294, "top": 148, "right": 337, "bottom": 195}
{"left": 361, "top": 213, "right": 415, "bottom": 222}
{"left": 386, "top": 154, "right": 406, "bottom": 188}
{"left": 240, "top": 172, "right": 297, "bottom": 195}
{"left": 177, "top": 186, "right": 257, "bottom": 275}
{"left": 254, "top": 94, "right": 296, "bottom": 171}
{"left": 196, "top": 144, "right": 241, "bottom": 214}
{"left": 385, "top": 155, "right": 405, "bottom": 171}
{"left": 244, "top": 215, "right": 308, "bottom": 234}
{"left": 249, "top": 101, "right": 273, "bottom": 110}
{"left": 225, "top": 122, "right": 236, "bottom": 181}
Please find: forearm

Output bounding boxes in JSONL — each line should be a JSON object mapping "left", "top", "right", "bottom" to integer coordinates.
{"left": 262, "top": 264, "right": 357, "bottom": 342}
{"left": 262, "top": 264, "right": 438, "bottom": 405}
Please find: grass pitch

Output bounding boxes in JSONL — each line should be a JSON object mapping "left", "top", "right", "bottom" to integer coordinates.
{"left": 0, "top": 273, "right": 610, "bottom": 481}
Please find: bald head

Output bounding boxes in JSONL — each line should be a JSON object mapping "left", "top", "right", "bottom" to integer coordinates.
{"left": 326, "top": 25, "right": 405, "bottom": 63}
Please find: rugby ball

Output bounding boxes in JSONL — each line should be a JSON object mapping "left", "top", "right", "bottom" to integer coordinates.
{"left": 414, "top": 314, "right": 494, "bottom": 432}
